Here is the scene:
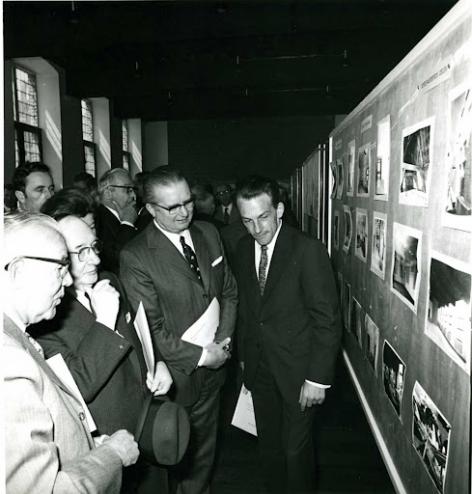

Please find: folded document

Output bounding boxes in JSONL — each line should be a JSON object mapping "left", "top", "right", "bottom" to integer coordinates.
{"left": 181, "top": 297, "right": 220, "bottom": 347}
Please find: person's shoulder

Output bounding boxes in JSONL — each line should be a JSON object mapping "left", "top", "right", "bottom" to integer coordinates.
{"left": 282, "top": 224, "right": 326, "bottom": 251}
{"left": 121, "top": 222, "right": 151, "bottom": 253}
{"left": 193, "top": 219, "right": 220, "bottom": 237}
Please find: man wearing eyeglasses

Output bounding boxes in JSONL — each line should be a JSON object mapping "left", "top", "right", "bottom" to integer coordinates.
{"left": 120, "top": 168, "right": 238, "bottom": 494}
{"left": 96, "top": 168, "right": 139, "bottom": 273}
{"left": 214, "top": 183, "right": 240, "bottom": 225}
{"left": 4, "top": 212, "right": 139, "bottom": 494}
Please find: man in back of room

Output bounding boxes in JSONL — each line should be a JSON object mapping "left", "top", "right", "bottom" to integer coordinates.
{"left": 13, "top": 161, "right": 55, "bottom": 213}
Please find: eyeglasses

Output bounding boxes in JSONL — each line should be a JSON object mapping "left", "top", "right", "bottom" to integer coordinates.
{"left": 69, "top": 240, "right": 102, "bottom": 262}
{"left": 150, "top": 196, "right": 195, "bottom": 216}
{"left": 216, "top": 189, "right": 231, "bottom": 196}
{"left": 108, "top": 185, "right": 137, "bottom": 194}
{"left": 5, "top": 255, "right": 70, "bottom": 278}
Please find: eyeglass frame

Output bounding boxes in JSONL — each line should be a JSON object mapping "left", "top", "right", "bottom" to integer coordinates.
{"left": 149, "top": 195, "right": 196, "bottom": 216}
{"left": 69, "top": 240, "right": 103, "bottom": 262}
{"left": 4, "top": 255, "right": 70, "bottom": 277}
{"left": 108, "top": 184, "right": 137, "bottom": 194}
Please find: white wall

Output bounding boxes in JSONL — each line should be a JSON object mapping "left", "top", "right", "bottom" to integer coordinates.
{"left": 91, "top": 97, "right": 112, "bottom": 180}
{"left": 143, "top": 121, "right": 168, "bottom": 170}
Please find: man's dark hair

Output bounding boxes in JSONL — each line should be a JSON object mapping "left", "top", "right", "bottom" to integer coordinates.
{"left": 73, "top": 172, "right": 97, "bottom": 193}
{"left": 41, "top": 187, "right": 96, "bottom": 221}
{"left": 144, "top": 167, "right": 187, "bottom": 203}
{"left": 235, "top": 175, "right": 280, "bottom": 208}
{"left": 12, "top": 162, "right": 52, "bottom": 193}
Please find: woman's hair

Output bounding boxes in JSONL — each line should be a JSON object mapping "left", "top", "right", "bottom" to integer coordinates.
{"left": 41, "top": 187, "right": 96, "bottom": 221}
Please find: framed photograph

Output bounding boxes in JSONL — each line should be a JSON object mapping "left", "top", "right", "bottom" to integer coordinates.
{"left": 361, "top": 114, "right": 373, "bottom": 133}
{"left": 399, "top": 118, "right": 434, "bottom": 207}
{"left": 442, "top": 84, "right": 471, "bottom": 231}
{"left": 357, "top": 143, "right": 371, "bottom": 197}
{"left": 365, "top": 314, "right": 379, "bottom": 373}
{"left": 425, "top": 250, "right": 471, "bottom": 374}
{"left": 355, "top": 208, "right": 368, "bottom": 262}
{"left": 330, "top": 161, "right": 338, "bottom": 199}
{"left": 351, "top": 297, "right": 363, "bottom": 347}
{"left": 342, "top": 281, "right": 351, "bottom": 331}
{"left": 346, "top": 139, "right": 356, "bottom": 197}
{"left": 371, "top": 212, "right": 387, "bottom": 279}
{"left": 412, "top": 382, "right": 451, "bottom": 494}
{"left": 391, "top": 223, "right": 422, "bottom": 312}
{"left": 336, "top": 158, "right": 344, "bottom": 200}
{"left": 382, "top": 341, "right": 406, "bottom": 416}
{"left": 375, "top": 115, "right": 390, "bottom": 201}
{"left": 333, "top": 210, "right": 340, "bottom": 250}
{"left": 343, "top": 205, "right": 352, "bottom": 253}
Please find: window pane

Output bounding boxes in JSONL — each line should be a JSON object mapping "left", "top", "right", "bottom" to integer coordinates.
{"left": 81, "top": 99, "right": 94, "bottom": 141}
{"left": 23, "top": 130, "right": 41, "bottom": 162}
{"left": 14, "top": 131, "right": 20, "bottom": 167}
{"left": 84, "top": 144, "right": 96, "bottom": 177}
{"left": 122, "top": 152, "right": 130, "bottom": 171}
{"left": 122, "top": 120, "right": 128, "bottom": 152}
{"left": 15, "top": 67, "right": 39, "bottom": 127}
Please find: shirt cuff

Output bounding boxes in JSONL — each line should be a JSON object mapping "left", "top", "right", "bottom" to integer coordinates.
{"left": 305, "top": 379, "right": 331, "bottom": 389}
{"left": 197, "top": 348, "right": 207, "bottom": 367}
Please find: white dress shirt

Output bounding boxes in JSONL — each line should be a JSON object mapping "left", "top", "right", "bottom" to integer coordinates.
{"left": 105, "top": 205, "right": 135, "bottom": 228}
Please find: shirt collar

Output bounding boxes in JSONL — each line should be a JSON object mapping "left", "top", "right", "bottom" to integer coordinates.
{"left": 255, "top": 219, "right": 283, "bottom": 252}
{"left": 105, "top": 205, "right": 121, "bottom": 222}
{"left": 4, "top": 307, "right": 27, "bottom": 333}
{"left": 153, "top": 219, "right": 191, "bottom": 245}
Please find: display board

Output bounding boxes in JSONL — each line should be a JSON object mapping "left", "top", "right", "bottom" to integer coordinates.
{"left": 329, "top": 1, "right": 471, "bottom": 493}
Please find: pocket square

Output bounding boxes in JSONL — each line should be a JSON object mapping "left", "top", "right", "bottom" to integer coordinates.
{"left": 211, "top": 256, "right": 223, "bottom": 267}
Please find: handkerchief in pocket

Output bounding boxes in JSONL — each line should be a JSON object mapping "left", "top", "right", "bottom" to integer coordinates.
{"left": 211, "top": 256, "right": 223, "bottom": 267}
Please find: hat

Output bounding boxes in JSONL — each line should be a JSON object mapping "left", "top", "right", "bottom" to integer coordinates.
{"left": 135, "top": 395, "right": 190, "bottom": 466}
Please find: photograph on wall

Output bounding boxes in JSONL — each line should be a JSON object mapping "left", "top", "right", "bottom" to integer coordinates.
{"left": 400, "top": 118, "right": 434, "bottom": 207}
{"left": 355, "top": 208, "right": 368, "bottom": 262}
{"left": 371, "top": 212, "right": 387, "bottom": 280}
{"left": 330, "top": 161, "right": 338, "bottom": 199}
{"left": 412, "top": 381, "right": 451, "bottom": 494}
{"left": 336, "top": 158, "right": 344, "bottom": 199}
{"left": 342, "top": 281, "right": 351, "bottom": 331}
{"left": 365, "top": 314, "right": 379, "bottom": 373}
{"left": 391, "top": 223, "right": 422, "bottom": 312}
{"left": 443, "top": 84, "right": 471, "bottom": 231}
{"left": 425, "top": 250, "right": 471, "bottom": 375}
{"left": 382, "top": 341, "right": 406, "bottom": 416}
{"left": 346, "top": 139, "right": 356, "bottom": 197}
{"left": 333, "top": 210, "right": 340, "bottom": 250}
{"left": 351, "top": 297, "right": 363, "bottom": 348}
{"left": 357, "top": 143, "right": 371, "bottom": 197}
{"left": 375, "top": 115, "right": 390, "bottom": 201}
{"left": 343, "top": 205, "right": 352, "bottom": 253}
{"left": 360, "top": 114, "right": 373, "bottom": 134}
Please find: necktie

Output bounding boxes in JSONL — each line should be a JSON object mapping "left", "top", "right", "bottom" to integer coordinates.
{"left": 258, "top": 245, "right": 268, "bottom": 295}
{"left": 223, "top": 207, "right": 230, "bottom": 224}
{"left": 180, "top": 236, "right": 203, "bottom": 284}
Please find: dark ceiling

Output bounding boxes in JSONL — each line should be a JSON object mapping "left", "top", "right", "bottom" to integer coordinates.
{"left": 4, "top": 1, "right": 458, "bottom": 121}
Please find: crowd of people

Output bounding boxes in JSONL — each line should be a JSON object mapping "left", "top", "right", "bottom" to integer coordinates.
{"left": 3, "top": 161, "right": 342, "bottom": 494}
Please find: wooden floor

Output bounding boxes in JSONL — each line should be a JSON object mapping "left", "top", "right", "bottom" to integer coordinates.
{"left": 211, "top": 358, "right": 396, "bottom": 494}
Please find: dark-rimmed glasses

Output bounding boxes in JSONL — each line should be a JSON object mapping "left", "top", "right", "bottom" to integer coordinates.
{"left": 69, "top": 240, "right": 102, "bottom": 262}
{"left": 4, "top": 255, "right": 70, "bottom": 278}
{"left": 150, "top": 196, "right": 195, "bottom": 216}
{"left": 108, "top": 185, "right": 137, "bottom": 194}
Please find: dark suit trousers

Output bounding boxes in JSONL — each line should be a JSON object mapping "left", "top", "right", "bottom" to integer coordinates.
{"left": 169, "top": 371, "right": 222, "bottom": 494}
{"left": 252, "top": 354, "right": 316, "bottom": 494}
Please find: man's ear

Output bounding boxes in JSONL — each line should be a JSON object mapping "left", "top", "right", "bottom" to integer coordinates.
{"left": 15, "top": 190, "right": 25, "bottom": 207}
{"left": 145, "top": 203, "right": 156, "bottom": 218}
{"left": 7, "top": 258, "right": 25, "bottom": 284}
{"left": 276, "top": 202, "right": 285, "bottom": 220}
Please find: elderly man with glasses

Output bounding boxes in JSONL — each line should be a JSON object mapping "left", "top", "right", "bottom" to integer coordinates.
{"left": 3, "top": 212, "right": 139, "bottom": 494}
{"left": 96, "top": 168, "right": 139, "bottom": 273}
{"left": 120, "top": 168, "right": 237, "bottom": 494}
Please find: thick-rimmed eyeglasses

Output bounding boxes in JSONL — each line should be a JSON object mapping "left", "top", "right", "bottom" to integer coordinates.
{"left": 150, "top": 196, "right": 195, "bottom": 216}
{"left": 4, "top": 255, "right": 70, "bottom": 278}
{"left": 108, "top": 185, "right": 137, "bottom": 194}
{"left": 69, "top": 240, "right": 102, "bottom": 262}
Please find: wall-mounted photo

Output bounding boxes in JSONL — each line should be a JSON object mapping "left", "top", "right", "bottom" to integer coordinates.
{"left": 371, "top": 212, "right": 387, "bottom": 280}
{"left": 343, "top": 205, "right": 352, "bottom": 253}
{"left": 425, "top": 251, "right": 471, "bottom": 374}
{"left": 351, "top": 298, "right": 364, "bottom": 347}
{"left": 355, "top": 208, "right": 368, "bottom": 262}
{"left": 365, "top": 314, "right": 379, "bottom": 373}
{"left": 333, "top": 210, "right": 340, "bottom": 250}
{"left": 342, "top": 281, "right": 351, "bottom": 332}
{"left": 375, "top": 115, "right": 390, "bottom": 201}
{"left": 357, "top": 143, "right": 371, "bottom": 197}
{"left": 336, "top": 158, "right": 344, "bottom": 200}
{"left": 443, "top": 84, "right": 471, "bottom": 231}
{"left": 346, "top": 139, "right": 356, "bottom": 197}
{"left": 400, "top": 118, "right": 434, "bottom": 207}
{"left": 330, "top": 160, "right": 338, "bottom": 199}
{"left": 412, "top": 382, "right": 451, "bottom": 494}
{"left": 391, "top": 223, "right": 422, "bottom": 312}
{"left": 382, "top": 341, "right": 406, "bottom": 417}
{"left": 360, "top": 114, "right": 373, "bottom": 134}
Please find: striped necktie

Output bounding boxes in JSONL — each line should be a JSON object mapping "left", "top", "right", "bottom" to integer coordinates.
{"left": 258, "top": 244, "right": 268, "bottom": 295}
{"left": 180, "top": 236, "right": 203, "bottom": 284}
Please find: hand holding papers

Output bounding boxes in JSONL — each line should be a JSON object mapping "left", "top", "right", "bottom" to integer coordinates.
{"left": 231, "top": 384, "right": 257, "bottom": 436}
{"left": 146, "top": 361, "right": 173, "bottom": 396}
{"left": 181, "top": 297, "right": 220, "bottom": 347}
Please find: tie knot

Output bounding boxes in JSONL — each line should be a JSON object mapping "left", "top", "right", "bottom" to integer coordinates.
{"left": 261, "top": 244, "right": 268, "bottom": 253}
{"left": 180, "top": 235, "right": 186, "bottom": 247}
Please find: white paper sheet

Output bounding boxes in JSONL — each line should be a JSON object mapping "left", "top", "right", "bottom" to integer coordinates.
{"left": 181, "top": 297, "right": 220, "bottom": 347}
{"left": 133, "top": 302, "right": 155, "bottom": 375}
{"left": 231, "top": 384, "right": 257, "bottom": 436}
{"left": 46, "top": 354, "right": 97, "bottom": 433}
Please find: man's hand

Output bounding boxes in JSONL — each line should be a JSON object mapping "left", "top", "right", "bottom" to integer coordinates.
{"left": 298, "top": 382, "right": 326, "bottom": 412}
{"left": 113, "top": 200, "right": 137, "bottom": 225}
{"left": 104, "top": 429, "right": 139, "bottom": 467}
{"left": 201, "top": 337, "right": 231, "bottom": 369}
{"left": 88, "top": 280, "right": 120, "bottom": 330}
{"left": 146, "top": 361, "right": 173, "bottom": 396}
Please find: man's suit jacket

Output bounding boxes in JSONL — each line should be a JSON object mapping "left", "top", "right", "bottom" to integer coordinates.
{"left": 96, "top": 204, "right": 137, "bottom": 273}
{"left": 120, "top": 220, "right": 238, "bottom": 406}
{"left": 30, "top": 273, "right": 148, "bottom": 436}
{"left": 4, "top": 316, "right": 123, "bottom": 494}
{"left": 235, "top": 223, "right": 342, "bottom": 398}
{"left": 214, "top": 203, "right": 240, "bottom": 225}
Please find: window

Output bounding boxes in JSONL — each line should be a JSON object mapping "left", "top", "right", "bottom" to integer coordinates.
{"left": 122, "top": 119, "right": 131, "bottom": 170}
{"left": 81, "top": 99, "right": 97, "bottom": 177}
{"left": 13, "top": 66, "right": 42, "bottom": 166}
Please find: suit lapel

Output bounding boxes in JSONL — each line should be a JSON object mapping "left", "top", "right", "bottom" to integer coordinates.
{"left": 241, "top": 236, "right": 262, "bottom": 312}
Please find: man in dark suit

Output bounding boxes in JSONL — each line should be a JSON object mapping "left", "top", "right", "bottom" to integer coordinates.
{"left": 120, "top": 168, "right": 238, "bottom": 494}
{"left": 96, "top": 168, "right": 138, "bottom": 273}
{"left": 214, "top": 183, "right": 240, "bottom": 225}
{"left": 29, "top": 215, "right": 172, "bottom": 493}
{"left": 234, "top": 175, "right": 342, "bottom": 494}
